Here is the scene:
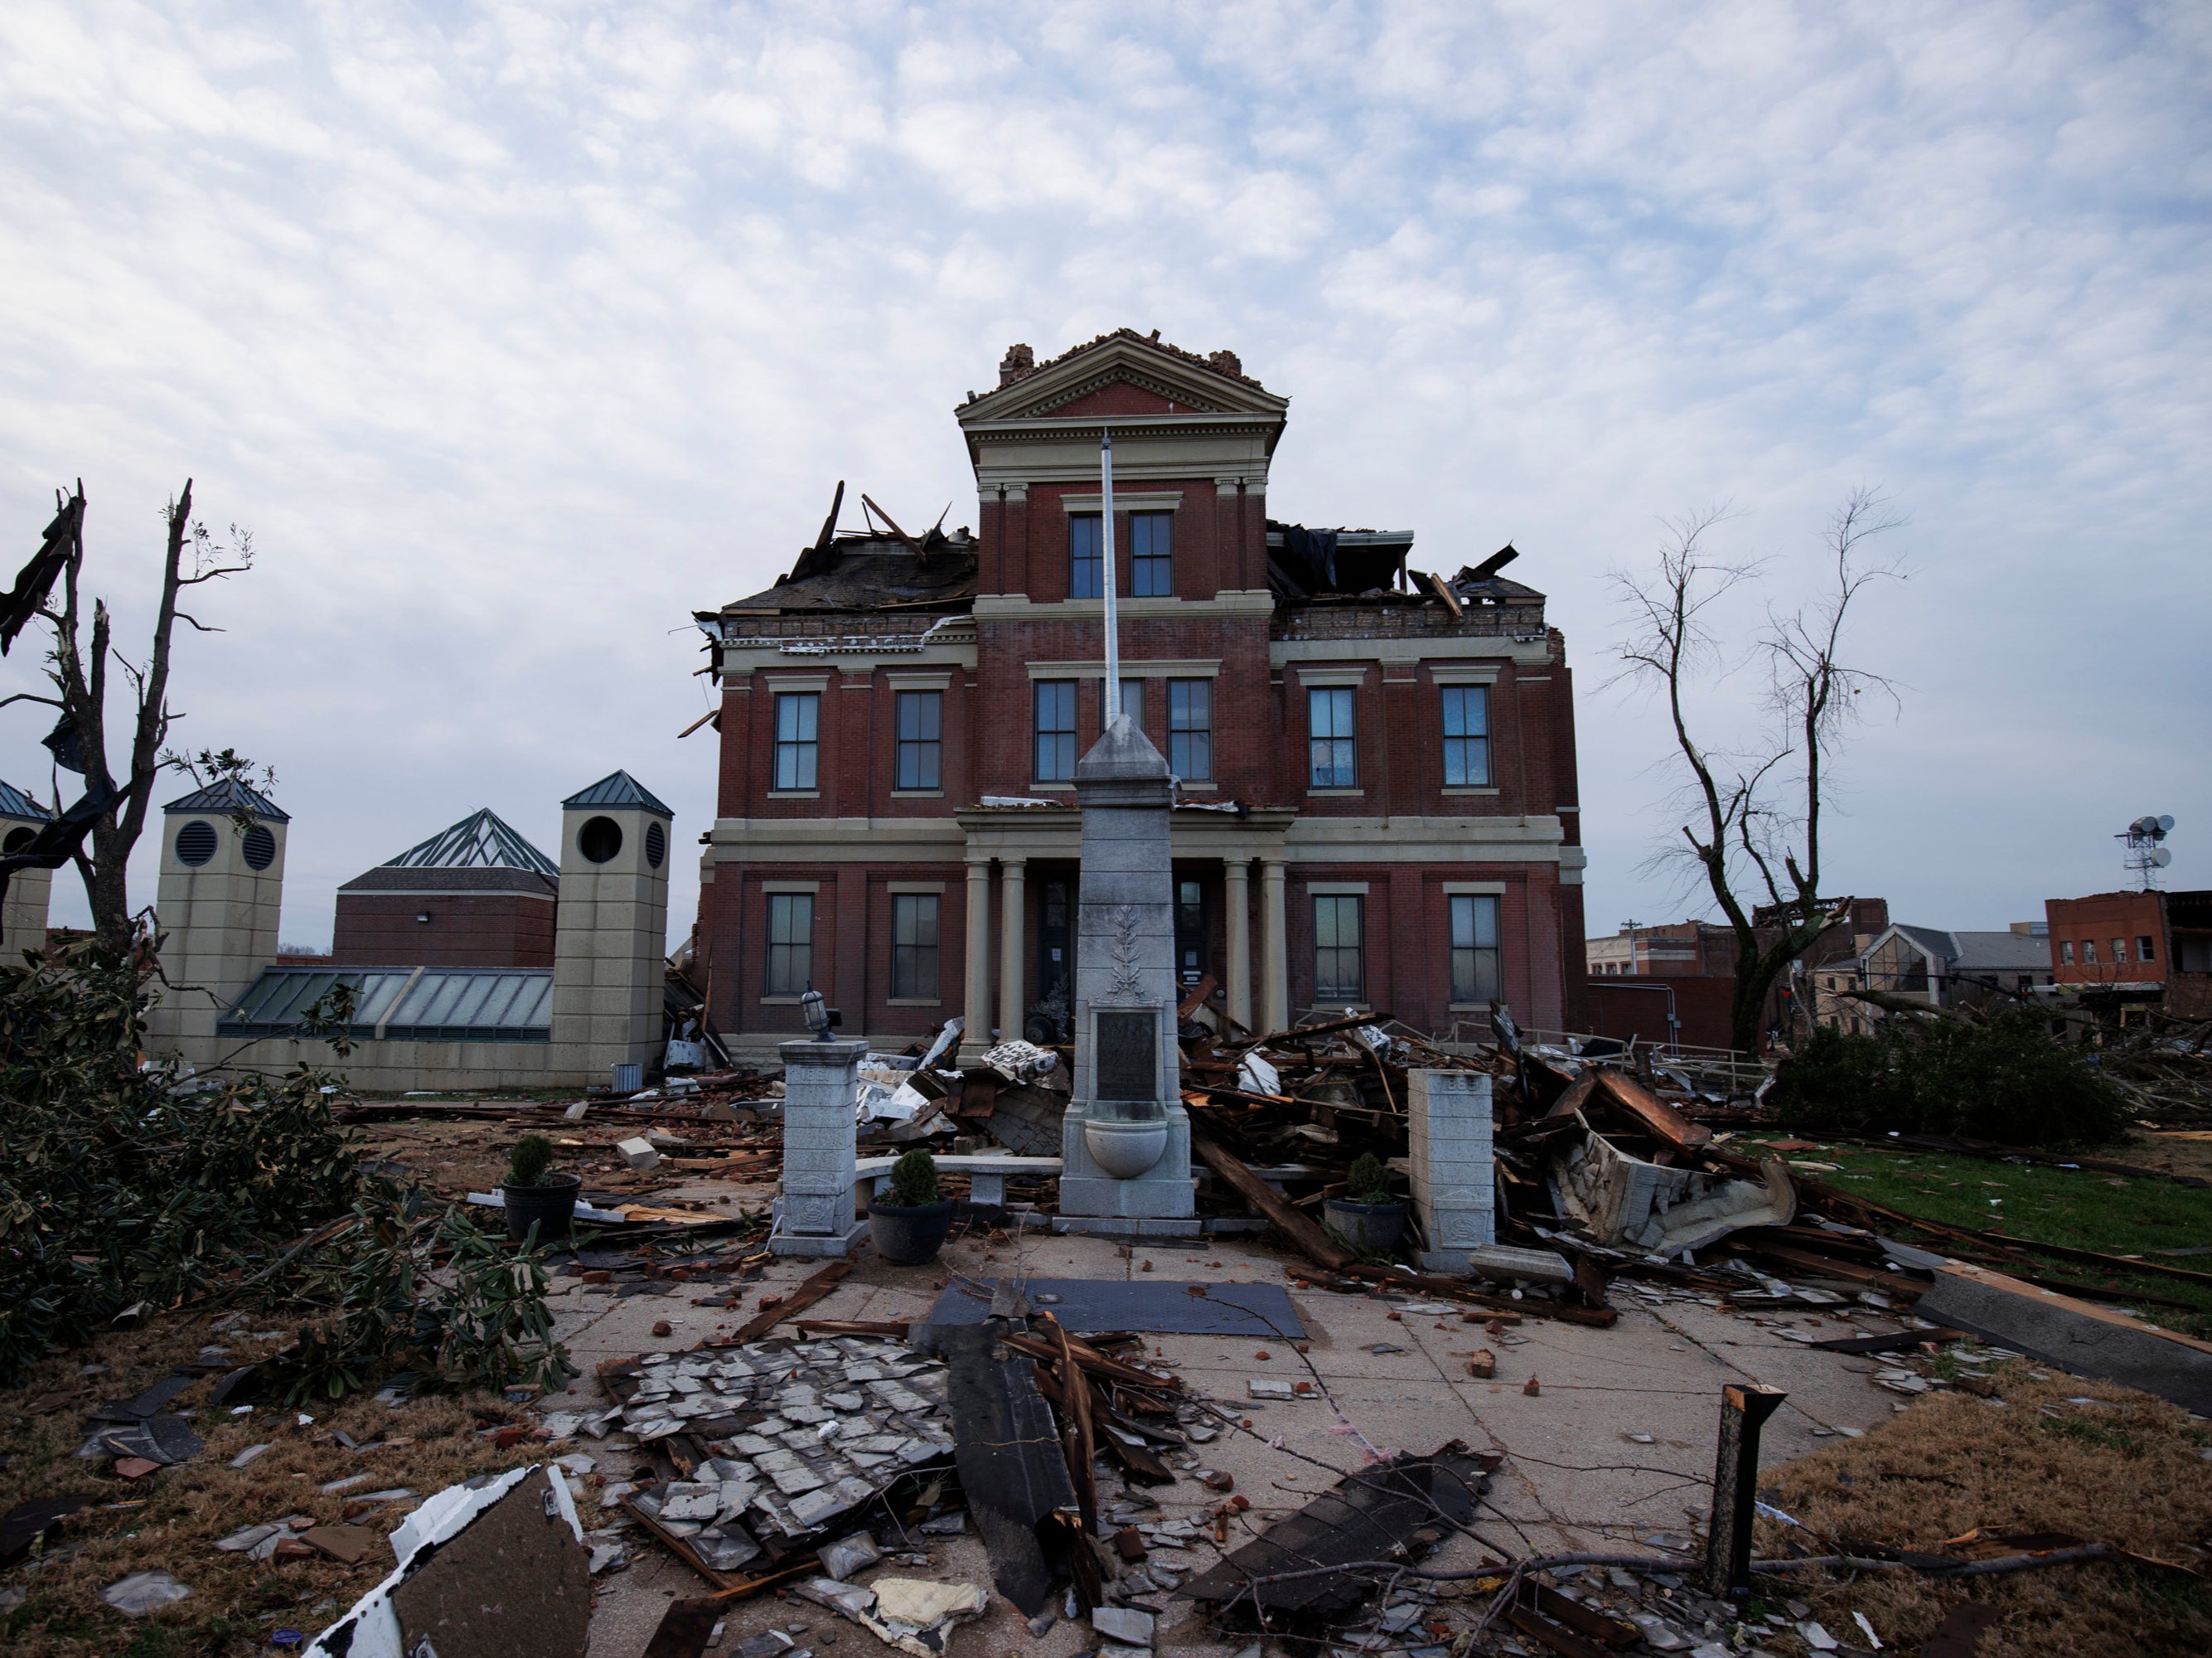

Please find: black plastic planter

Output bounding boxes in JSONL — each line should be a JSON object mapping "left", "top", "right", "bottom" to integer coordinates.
{"left": 503, "top": 1171, "right": 582, "bottom": 1244}
{"left": 869, "top": 1198, "right": 956, "bottom": 1265}
{"left": 1324, "top": 1197, "right": 1410, "bottom": 1254}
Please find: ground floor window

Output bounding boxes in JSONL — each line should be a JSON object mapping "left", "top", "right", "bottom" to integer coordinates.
{"left": 765, "top": 892, "right": 813, "bottom": 996}
{"left": 1450, "top": 893, "right": 1501, "bottom": 1004}
{"left": 891, "top": 893, "right": 940, "bottom": 1000}
{"left": 1312, "top": 894, "right": 1365, "bottom": 1001}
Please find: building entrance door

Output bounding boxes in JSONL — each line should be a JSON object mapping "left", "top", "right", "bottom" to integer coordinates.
{"left": 1031, "top": 877, "right": 1073, "bottom": 1043}
{"left": 1175, "top": 877, "right": 1207, "bottom": 989}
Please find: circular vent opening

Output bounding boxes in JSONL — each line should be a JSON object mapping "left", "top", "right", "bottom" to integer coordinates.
{"left": 2, "top": 827, "right": 33, "bottom": 856}
{"left": 175, "top": 820, "right": 218, "bottom": 866}
{"left": 243, "top": 824, "right": 277, "bottom": 870}
{"left": 578, "top": 816, "right": 622, "bottom": 865}
{"left": 645, "top": 820, "right": 666, "bottom": 869}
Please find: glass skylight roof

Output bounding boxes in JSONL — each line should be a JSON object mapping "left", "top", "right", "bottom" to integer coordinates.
{"left": 381, "top": 808, "right": 558, "bottom": 877}
{"left": 219, "top": 967, "right": 552, "bottom": 1043}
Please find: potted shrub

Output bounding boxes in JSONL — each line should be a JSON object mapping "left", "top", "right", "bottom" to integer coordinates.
{"left": 1324, "top": 1152, "right": 1410, "bottom": 1254}
{"left": 501, "top": 1132, "right": 582, "bottom": 1244}
{"left": 869, "top": 1148, "right": 955, "bottom": 1266}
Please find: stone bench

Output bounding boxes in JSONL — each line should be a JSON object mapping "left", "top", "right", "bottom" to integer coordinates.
{"left": 854, "top": 1154, "right": 1063, "bottom": 1210}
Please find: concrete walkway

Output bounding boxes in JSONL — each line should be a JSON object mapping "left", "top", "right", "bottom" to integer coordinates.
{"left": 537, "top": 1205, "right": 1914, "bottom": 1658}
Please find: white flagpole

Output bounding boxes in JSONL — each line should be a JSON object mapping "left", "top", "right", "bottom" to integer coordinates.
{"left": 1101, "top": 426, "right": 1121, "bottom": 725}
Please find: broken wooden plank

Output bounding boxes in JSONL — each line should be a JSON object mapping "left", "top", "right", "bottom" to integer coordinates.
{"left": 1422, "top": 570, "right": 1464, "bottom": 619}
{"left": 1587, "top": 1068, "right": 1711, "bottom": 1149}
{"left": 793, "top": 1318, "right": 914, "bottom": 1337}
{"left": 725, "top": 1260, "right": 851, "bottom": 1343}
{"left": 1191, "top": 1132, "right": 1355, "bottom": 1271}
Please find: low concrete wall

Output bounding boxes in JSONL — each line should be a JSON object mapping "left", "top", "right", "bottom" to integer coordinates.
{"left": 166, "top": 1034, "right": 575, "bottom": 1093}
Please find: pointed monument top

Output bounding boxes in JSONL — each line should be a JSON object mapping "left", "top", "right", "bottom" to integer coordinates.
{"left": 1076, "top": 712, "right": 1169, "bottom": 783}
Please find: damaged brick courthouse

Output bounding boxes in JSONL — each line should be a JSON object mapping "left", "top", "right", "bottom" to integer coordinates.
{"left": 692, "top": 330, "right": 1588, "bottom": 1064}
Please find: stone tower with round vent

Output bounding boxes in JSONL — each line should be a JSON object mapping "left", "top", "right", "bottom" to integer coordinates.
{"left": 0, "top": 778, "right": 54, "bottom": 959}
{"left": 144, "top": 778, "right": 289, "bottom": 1053}
{"left": 549, "top": 770, "right": 672, "bottom": 1081}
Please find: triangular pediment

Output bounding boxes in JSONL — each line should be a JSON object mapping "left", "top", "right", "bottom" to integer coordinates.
{"left": 958, "top": 330, "right": 1289, "bottom": 425}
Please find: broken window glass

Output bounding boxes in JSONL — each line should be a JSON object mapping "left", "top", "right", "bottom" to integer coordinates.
{"left": 766, "top": 893, "right": 814, "bottom": 996}
{"left": 895, "top": 691, "right": 941, "bottom": 791}
{"left": 1131, "top": 511, "right": 1174, "bottom": 596}
{"left": 773, "top": 692, "right": 819, "bottom": 792}
{"left": 1440, "top": 685, "right": 1490, "bottom": 785}
{"left": 1313, "top": 894, "right": 1365, "bottom": 1001}
{"left": 1034, "top": 681, "right": 1077, "bottom": 781}
{"left": 1450, "top": 893, "right": 1501, "bottom": 1005}
{"left": 1168, "top": 679, "right": 1212, "bottom": 779}
{"left": 892, "top": 894, "right": 940, "bottom": 1000}
{"left": 1069, "top": 514, "right": 1102, "bottom": 599}
{"left": 1308, "top": 687, "right": 1357, "bottom": 788}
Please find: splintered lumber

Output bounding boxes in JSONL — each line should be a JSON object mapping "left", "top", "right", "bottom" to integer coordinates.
{"left": 1586, "top": 1069, "right": 1710, "bottom": 1149}
{"left": 726, "top": 1260, "right": 850, "bottom": 1342}
{"left": 1336, "top": 1263, "right": 1618, "bottom": 1328}
{"left": 793, "top": 1318, "right": 913, "bottom": 1337}
{"left": 1191, "top": 1132, "right": 1355, "bottom": 1271}
{"left": 1044, "top": 1316, "right": 1099, "bottom": 1544}
{"left": 999, "top": 1331, "right": 1184, "bottom": 1391}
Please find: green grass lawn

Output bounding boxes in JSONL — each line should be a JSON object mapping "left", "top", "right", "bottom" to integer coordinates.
{"left": 1730, "top": 1133, "right": 2212, "bottom": 1340}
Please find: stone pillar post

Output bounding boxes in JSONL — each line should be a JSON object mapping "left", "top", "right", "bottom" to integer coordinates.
{"left": 1259, "top": 857, "right": 1288, "bottom": 1034}
{"left": 771, "top": 1036, "right": 869, "bottom": 1257}
{"left": 1407, "top": 1068, "right": 1496, "bottom": 1273}
{"left": 1223, "top": 859, "right": 1251, "bottom": 1033}
{"left": 961, "top": 857, "right": 993, "bottom": 1064}
{"left": 997, "top": 856, "right": 1026, "bottom": 1045}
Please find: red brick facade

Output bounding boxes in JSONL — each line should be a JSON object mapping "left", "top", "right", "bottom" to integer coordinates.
{"left": 695, "top": 332, "right": 1586, "bottom": 1056}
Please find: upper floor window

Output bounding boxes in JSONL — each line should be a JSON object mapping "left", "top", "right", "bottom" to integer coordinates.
{"left": 1130, "top": 511, "right": 1174, "bottom": 596}
{"left": 2139, "top": 934, "right": 2156, "bottom": 962}
{"left": 773, "top": 691, "right": 819, "bottom": 791}
{"left": 2113, "top": 938, "right": 2128, "bottom": 964}
{"left": 891, "top": 893, "right": 941, "bottom": 1000}
{"left": 2083, "top": 939, "right": 2098, "bottom": 963}
{"left": 894, "top": 690, "right": 941, "bottom": 790}
{"left": 1169, "top": 679, "right": 1212, "bottom": 780}
{"left": 2060, "top": 939, "right": 2074, "bottom": 965}
{"left": 1035, "top": 680, "right": 1077, "bottom": 781}
{"left": 1441, "top": 686, "right": 1490, "bottom": 786}
{"left": 765, "top": 892, "right": 813, "bottom": 996}
{"left": 1103, "top": 676, "right": 1144, "bottom": 733}
{"left": 1450, "top": 894, "right": 1502, "bottom": 1005}
{"left": 1308, "top": 686, "right": 1357, "bottom": 788}
{"left": 1313, "top": 894, "right": 1365, "bottom": 1001}
{"left": 1068, "top": 514, "right": 1102, "bottom": 599}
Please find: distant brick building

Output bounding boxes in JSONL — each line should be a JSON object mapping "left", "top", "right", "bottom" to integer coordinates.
{"left": 332, "top": 808, "right": 560, "bottom": 969}
{"left": 691, "top": 331, "right": 1587, "bottom": 1059}
{"left": 2045, "top": 889, "right": 2212, "bottom": 1017}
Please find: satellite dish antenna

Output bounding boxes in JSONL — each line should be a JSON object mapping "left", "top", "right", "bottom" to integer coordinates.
{"left": 2158, "top": 814, "right": 2176, "bottom": 832}
{"left": 2153, "top": 847, "right": 2172, "bottom": 867}
{"left": 2118, "top": 813, "right": 2178, "bottom": 889}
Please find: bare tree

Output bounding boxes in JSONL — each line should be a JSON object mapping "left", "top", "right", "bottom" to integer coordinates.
{"left": 0, "top": 481, "right": 254, "bottom": 959}
{"left": 1612, "top": 488, "right": 1904, "bottom": 1055}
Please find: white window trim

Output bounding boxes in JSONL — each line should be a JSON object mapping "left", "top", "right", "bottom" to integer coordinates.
{"left": 1058, "top": 492, "right": 1183, "bottom": 512}
{"left": 766, "top": 790, "right": 820, "bottom": 799}
{"left": 1430, "top": 667, "right": 1502, "bottom": 686}
{"left": 1308, "top": 788, "right": 1364, "bottom": 797}
{"left": 1308, "top": 881, "right": 1371, "bottom": 895}
{"left": 766, "top": 676, "right": 832, "bottom": 692}
{"left": 1298, "top": 667, "right": 1369, "bottom": 687}
{"left": 1441, "top": 786, "right": 1502, "bottom": 797}
{"left": 1441, "top": 881, "right": 1508, "bottom": 895}
{"left": 886, "top": 672, "right": 955, "bottom": 691}
{"left": 885, "top": 881, "right": 946, "bottom": 894}
{"left": 761, "top": 880, "right": 820, "bottom": 894}
{"left": 889, "top": 789, "right": 945, "bottom": 799}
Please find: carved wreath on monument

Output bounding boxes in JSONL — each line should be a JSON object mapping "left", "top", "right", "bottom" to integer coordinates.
{"left": 1105, "top": 905, "right": 1143, "bottom": 1001}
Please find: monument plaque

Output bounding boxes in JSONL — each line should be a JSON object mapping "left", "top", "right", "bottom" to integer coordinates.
{"left": 1094, "top": 1011, "right": 1157, "bottom": 1102}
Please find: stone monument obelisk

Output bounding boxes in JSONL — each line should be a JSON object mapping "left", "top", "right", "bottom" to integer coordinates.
{"left": 1055, "top": 427, "right": 1198, "bottom": 1235}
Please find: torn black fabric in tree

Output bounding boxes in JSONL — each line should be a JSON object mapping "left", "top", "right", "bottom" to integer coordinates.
{"left": 1183, "top": 1446, "right": 1492, "bottom": 1618}
{"left": 928, "top": 1321, "right": 1075, "bottom": 1617}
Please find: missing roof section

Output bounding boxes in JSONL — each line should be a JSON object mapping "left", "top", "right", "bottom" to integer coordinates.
{"left": 1266, "top": 526, "right": 1546, "bottom": 608}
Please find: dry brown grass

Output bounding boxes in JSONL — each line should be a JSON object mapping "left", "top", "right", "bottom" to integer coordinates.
{"left": 1756, "top": 1365, "right": 2212, "bottom": 1657}
{"left": 0, "top": 1309, "right": 550, "bottom": 1656}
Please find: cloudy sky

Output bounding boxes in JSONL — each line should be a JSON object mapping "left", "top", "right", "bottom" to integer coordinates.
{"left": 2, "top": 1, "right": 2205, "bottom": 958}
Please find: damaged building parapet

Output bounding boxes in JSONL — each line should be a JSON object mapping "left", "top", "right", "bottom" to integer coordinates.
{"left": 771, "top": 1037, "right": 870, "bottom": 1257}
{"left": 1407, "top": 1066, "right": 1496, "bottom": 1273}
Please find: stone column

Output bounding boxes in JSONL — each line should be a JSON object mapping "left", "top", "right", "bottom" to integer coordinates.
{"left": 771, "top": 1036, "right": 869, "bottom": 1257}
{"left": 1259, "top": 857, "right": 1288, "bottom": 1035}
{"left": 961, "top": 856, "right": 993, "bottom": 1064}
{"left": 1406, "top": 1068, "right": 1495, "bottom": 1273}
{"left": 997, "top": 856, "right": 1026, "bottom": 1046}
{"left": 1223, "top": 859, "right": 1251, "bottom": 1033}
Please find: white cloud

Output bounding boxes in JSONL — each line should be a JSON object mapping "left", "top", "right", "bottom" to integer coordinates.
{"left": 0, "top": 0, "right": 2205, "bottom": 963}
